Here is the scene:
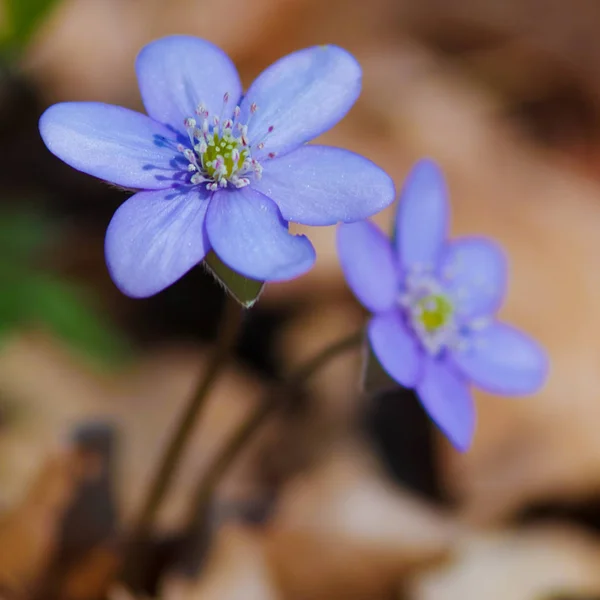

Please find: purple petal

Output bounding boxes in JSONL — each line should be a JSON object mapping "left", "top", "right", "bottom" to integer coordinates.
{"left": 368, "top": 311, "right": 423, "bottom": 388}
{"left": 396, "top": 159, "right": 449, "bottom": 271}
{"left": 254, "top": 146, "right": 395, "bottom": 226}
{"left": 240, "top": 45, "right": 361, "bottom": 159}
{"left": 39, "top": 102, "right": 180, "bottom": 189}
{"left": 136, "top": 35, "right": 242, "bottom": 132}
{"left": 417, "top": 360, "right": 475, "bottom": 451}
{"left": 451, "top": 321, "right": 548, "bottom": 395}
{"left": 337, "top": 221, "right": 399, "bottom": 313}
{"left": 105, "top": 187, "right": 210, "bottom": 298}
{"left": 440, "top": 237, "right": 507, "bottom": 319}
{"left": 205, "top": 187, "right": 315, "bottom": 281}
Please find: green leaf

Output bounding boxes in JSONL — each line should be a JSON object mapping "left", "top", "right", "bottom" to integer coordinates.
{"left": 23, "top": 275, "right": 130, "bottom": 367}
{"left": 203, "top": 251, "right": 264, "bottom": 308}
{"left": 0, "top": 211, "right": 128, "bottom": 365}
{"left": 2, "top": 0, "right": 60, "bottom": 50}
{"left": 0, "top": 211, "right": 51, "bottom": 260}
{"left": 0, "top": 277, "right": 28, "bottom": 345}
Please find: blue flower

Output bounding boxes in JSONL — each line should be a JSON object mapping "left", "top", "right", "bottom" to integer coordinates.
{"left": 337, "top": 159, "right": 548, "bottom": 451}
{"left": 39, "top": 36, "right": 395, "bottom": 298}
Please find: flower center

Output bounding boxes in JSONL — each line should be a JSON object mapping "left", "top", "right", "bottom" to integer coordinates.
{"left": 416, "top": 294, "right": 453, "bottom": 332}
{"left": 202, "top": 130, "right": 249, "bottom": 181}
{"left": 178, "top": 94, "right": 275, "bottom": 192}
{"left": 400, "top": 271, "right": 459, "bottom": 356}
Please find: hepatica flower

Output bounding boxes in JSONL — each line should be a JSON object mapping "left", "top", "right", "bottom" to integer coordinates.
{"left": 337, "top": 160, "right": 548, "bottom": 450}
{"left": 39, "top": 36, "right": 394, "bottom": 298}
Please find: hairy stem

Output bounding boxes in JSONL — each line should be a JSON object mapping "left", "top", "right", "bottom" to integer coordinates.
{"left": 185, "top": 329, "right": 364, "bottom": 532}
{"left": 123, "top": 295, "right": 244, "bottom": 581}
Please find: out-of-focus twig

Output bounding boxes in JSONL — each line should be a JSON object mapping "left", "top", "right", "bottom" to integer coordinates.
{"left": 182, "top": 329, "right": 365, "bottom": 539}
{"left": 122, "top": 296, "right": 244, "bottom": 586}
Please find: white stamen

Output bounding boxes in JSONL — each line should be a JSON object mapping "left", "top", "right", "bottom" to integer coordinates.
{"left": 176, "top": 98, "right": 270, "bottom": 190}
{"left": 398, "top": 268, "right": 486, "bottom": 357}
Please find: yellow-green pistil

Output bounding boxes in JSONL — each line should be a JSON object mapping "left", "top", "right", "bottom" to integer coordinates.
{"left": 180, "top": 97, "right": 267, "bottom": 191}
{"left": 416, "top": 294, "right": 454, "bottom": 332}
{"left": 202, "top": 131, "right": 249, "bottom": 180}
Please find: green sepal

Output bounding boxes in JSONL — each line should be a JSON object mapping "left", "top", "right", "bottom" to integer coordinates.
{"left": 361, "top": 342, "right": 399, "bottom": 394}
{"left": 203, "top": 251, "right": 264, "bottom": 308}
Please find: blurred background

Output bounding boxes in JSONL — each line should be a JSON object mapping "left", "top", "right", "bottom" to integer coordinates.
{"left": 1, "top": 0, "right": 600, "bottom": 598}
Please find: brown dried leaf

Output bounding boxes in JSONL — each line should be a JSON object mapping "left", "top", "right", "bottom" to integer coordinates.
{"left": 165, "top": 525, "right": 281, "bottom": 600}
{"left": 0, "top": 450, "right": 80, "bottom": 594}
{"left": 265, "top": 527, "right": 445, "bottom": 600}
{"left": 264, "top": 440, "right": 456, "bottom": 599}
{"left": 177, "top": 438, "right": 455, "bottom": 600}
{"left": 59, "top": 545, "right": 121, "bottom": 600}
{"left": 274, "top": 439, "right": 458, "bottom": 556}
{"left": 0, "top": 333, "right": 269, "bottom": 533}
{"left": 107, "top": 585, "right": 147, "bottom": 600}
{"left": 409, "top": 524, "right": 600, "bottom": 600}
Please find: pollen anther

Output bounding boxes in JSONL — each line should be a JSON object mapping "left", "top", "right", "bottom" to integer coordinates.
{"left": 179, "top": 96, "right": 275, "bottom": 191}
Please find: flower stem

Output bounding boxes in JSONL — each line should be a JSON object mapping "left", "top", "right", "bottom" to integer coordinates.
{"left": 183, "top": 329, "right": 364, "bottom": 533}
{"left": 122, "top": 295, "right": 244, "bottom": 583}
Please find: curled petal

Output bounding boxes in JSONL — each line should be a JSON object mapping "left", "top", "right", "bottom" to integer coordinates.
{"left": 440, "top": 237, "right": 507, "bottom": 319}
{"left": 206, "top": 187, "right": 316, "bottom": 281}
{"left": 240, "top": 45, "right": 361, "bottom": 158}
{"left": 337, "top": 221, "right": 399, "bottom": 313}
{"left": 105, "top": 187, "right": 211, "bottom": 298}
{"left": 39, "top": 102, "right": 180, "bottom": 189}
{"left": 396, "top": 159, "right": 449, "bottom": 271}
{"left": 417, "top": 360, "right": 475, "bottom": 451}
{"left": 368, "top": 311, "right": 423, "bottom": 388}
{"left": 256, "top": 146, "right": 395, "bottom": 226}
{"left": 136, "top": 35, "right": 242, "bottom": 132}
{"left": 451, "top": 321, "right": 548, "bottom": 395}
